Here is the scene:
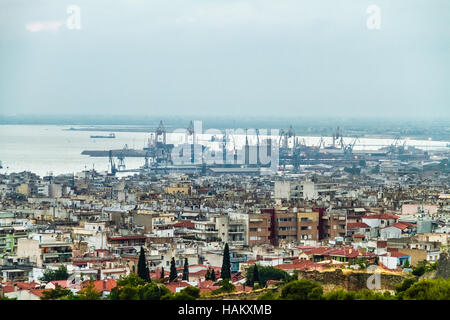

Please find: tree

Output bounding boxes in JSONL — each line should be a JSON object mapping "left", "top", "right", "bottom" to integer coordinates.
{"left": 210, "top": 269, "right": 216, "bottom": 282}
{"left": 171, "top": 286, "right": 200, "bottom": 300}
{"left": 435, "top": 253, "right": 450, "bottom": 280}
{"left": 257, "top": 290, "right": 278, "bottom": 300}
{"left": 402, "top": 278, "right": 450, "bottom": 300}
{"left": 205, "top": 268, "right": 211, "bottom": 280}
{"left": 160, "top": 267, "right": 165, "bottom": 280}
{"left": 395, "top": 278, "right": 417, "bottom": 299}
{"left": 252, "top": 264, "right": 260, "bottom": 287}
{"left": 280, "top": 280, "right": 323, "bottom": 300}
{"left": 182, "top": 258, "right": 189, "bottom": 281}
{"left": 137, "top": 247, "right": 150, "bottom": 282}
{"left": 324, "top": 288, "right": 356, "bottom": 300}
{"left": 41, "top": 284, "right": 74, "bottom": 300}
{"left": 211, "top": 279, "right": 236, "bottom": 295}
{"left": 41, "top": 265, "right": 69, "bottom": 282}
{"left": 220, "top": 243, "right": 231, "bottom": 280}
{"left": 169, "top": 257, "right": 178, "bottom": 282}
{"left": 77, "top": 281, "right": 102, "bottom": 300}
{"left": 245, "top": 265, "right": 289, "bottom": 287}
{"left": 108, "top": 274, "right": 171, "bottom": 300}
{"left": 403, "top": 259, "right": 411, "bottom": 269}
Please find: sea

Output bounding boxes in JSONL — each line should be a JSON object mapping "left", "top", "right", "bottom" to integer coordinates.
{"left": 0, "top": 125, "right": 449, "bottom": 177}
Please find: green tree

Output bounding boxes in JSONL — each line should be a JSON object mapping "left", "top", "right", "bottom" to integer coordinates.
{"left": 139, "top": 282, "right": 172, "bottom": 300}
{"left": 211, "top": 279, "right": 236, "bottom": 295}
{"left": 252, "top": 264, "right": 260, "bottom": 286}
{"left": 210, "top": 269, "right": 216, "bottom": 282}
{"left": 77, "top": 281, "right": 102, "bottom": 300}
{"left": 169, "top": 257, "right": 178, "bottom": 282}
{"left": 324, "top": 288, "right": 356, "bottom": 300}
{"left": 108, "top": 274, "right": 172, "bottom": 300}
{"left": 245, "top": 265, "right": 289, "bottom": 287}
{"left": 41, "top": 284, "right": 74, "bottom": 300}
{"left": 257, "top": 290, "right": 278, "bottom": 300}
{"left": 171, "top": 286, "right": 200, "bottom": 300}
{"left": 412, "top": 260, "right": 433, "bottom": 277}
{"left": 220, "top": 243, "right": 231, "bottom": 280}
{"left": 280, "top": 280, "right": 323, "bottom": 300}
{"left": 137, "top": 247, "right": 150, "bottom": 282}
{"left": 402, "top": 278, "right": 450, "bottom": 300}
{"left": 160, "top": 267, "right": 165, "bottom": 280}
{"left": 395, "top": 277, "right": 417, "bottom": 299}
{"left": 182, "top": 258, "right": 189, "bottom": 281}
{"left": 41, "top": 265, "right": 70, "bottom": 282}
{"left": 205, "top": 268, "right": 211, "bottom": 280}
{"left": 403, "top": 259, "right": 411, "bottom": 269}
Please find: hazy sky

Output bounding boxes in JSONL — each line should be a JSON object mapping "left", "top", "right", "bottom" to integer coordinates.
{"left": 0, "top": 0, "right": 449, "bottom": 118}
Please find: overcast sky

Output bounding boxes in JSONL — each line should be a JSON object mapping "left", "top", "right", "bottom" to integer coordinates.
{"left": 0, "top": 0, "right": 449, "bottom": 119}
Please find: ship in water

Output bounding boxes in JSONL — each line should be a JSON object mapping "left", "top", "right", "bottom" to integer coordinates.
{"left": 90, "top": 133, "right": 115, "bottom": 139}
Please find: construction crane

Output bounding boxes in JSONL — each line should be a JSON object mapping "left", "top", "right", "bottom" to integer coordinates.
{"left": 340, "top": 137, "right": 359, "bottom": 156}
{"left": 108, "top": 151, "right": 117, "bottom": 176}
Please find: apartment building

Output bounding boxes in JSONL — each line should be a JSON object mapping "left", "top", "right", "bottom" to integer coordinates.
{"left": 297, "top": 210, "right": 320, "bottom": 241}
{"left": 274, "top": 207, "right": 297, "bottom": 244}
{"left": 274, "top": 180, "right": 338, "bottom": 201}
{"left": 248, "top": 213, "right": 272, "bottom": 246}
{"left": 17, "top": 234, "right": 73, "bottom": 268}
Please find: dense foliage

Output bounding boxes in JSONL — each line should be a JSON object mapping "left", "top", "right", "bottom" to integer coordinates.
{"left": 211, "top": 279, "right": 236, "bottom": 295}
{"left": 221, "top": 243, "right": 231, "bottom": 280}
{"left": 169, "top": 257, "right": 178, "bottom": 282}
{"left": 245, "top": 265, "right": 289, "bottom": 286}
{"left": 183, "top": 258, "right": 189, "bottom": 281}
{"left": 109, "top": 274, "right": 172, "bottom": 300}
{"left": 41, "top": 265, "right": 69, "bottom": 282}
{"left": 137, "top": 247, "right": 150, "bottom": 282}
{"left": 41, "top": 284, "right": 74, "bottom": 300}
{"left": 280, "top": 279, "right": 323, "bottom": 300}
{"left": 257, "top": 277, "right": 450, "bottom": 300}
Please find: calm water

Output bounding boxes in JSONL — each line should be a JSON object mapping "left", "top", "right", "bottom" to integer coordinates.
{"left": 0, "top": 125, "right": 448, "bottom": 176}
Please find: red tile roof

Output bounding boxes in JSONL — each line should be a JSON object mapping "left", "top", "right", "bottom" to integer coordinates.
{"left": 2, "top": 285, "right": 15, "bottom": 293}
{"left": 390, "top": 251, "right": 409, "bottom": 258}
{"left": 302, "top": 247, "right": 331, "bottom": 255}
{"left": 364, "top": 213, "right": 399, "bottom": 220}
{"left": 30, "top": 289, "right": 45, "bottom": 298}
{"left": 82, "top": 279, "right": 117, "bottom": 292}
{"left": 16, "top": 281, "right": 40, "bottom": 290}
{"left": 173, "top": 221, "right": 195, "bottom": 228}
{"left": 392, "top": 222, "right": 410, "bottom": 230}
{"left": 347, "top": 222, "right": 370, "bottom": 229}
{"left": 164, "top": 282, "right": 190, "bottom": 293}
{"left": 275, "top": 260, "right": 320, "bottom": 271}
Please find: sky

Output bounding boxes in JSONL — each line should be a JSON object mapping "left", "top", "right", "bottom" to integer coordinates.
{"left": 0, "top": 0, "right": 449, "bottom": 119}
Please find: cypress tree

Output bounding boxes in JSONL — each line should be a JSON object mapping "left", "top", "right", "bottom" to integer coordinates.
{"left": 182, "top": 258, "right": 189, "bottom": 281}
{"left": 205, "top": 268, "right": 211, "bottom": 280}
{"left": 210, "top": 269, "right": 216, "bottom": 282}
{"left": 220, "top": 243, "right": 231, "bottom": 280}
{"left": 253, "top": 264, "right": 260, "bottom": 286}
{"left": 169, "top": 257, "right": 178, "bottom": 282}
{"left": 137, "top": 247, "right": 150, "bottom": 282}
{"left": 160, "top": 267, "right": 165, "bottom": 280}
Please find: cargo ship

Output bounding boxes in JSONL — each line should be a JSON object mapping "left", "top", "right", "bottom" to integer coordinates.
{"left": 90, "top": 133, "right": 115, "bottom": 139}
